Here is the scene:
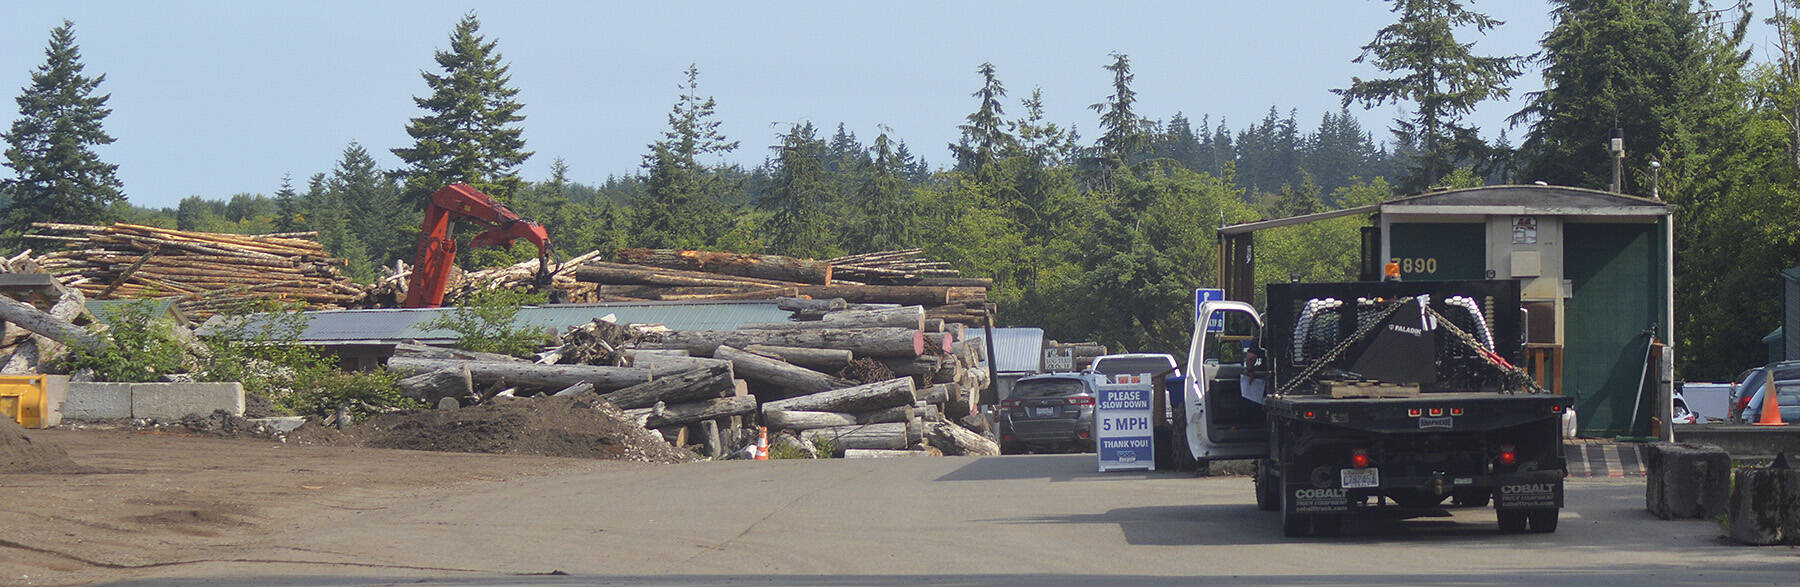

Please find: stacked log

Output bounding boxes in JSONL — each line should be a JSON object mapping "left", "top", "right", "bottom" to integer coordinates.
{"left": 25, "top": 223, "right": 360, "bottom": 317}
{"left": 1047, "top": 340, "right": 1107, "bottom": 370}
{"left": 572, "top": 248, "right": 996, "bottom": 325}
{"left": 382, "top": 250, "right": 1000, "bottom": 459}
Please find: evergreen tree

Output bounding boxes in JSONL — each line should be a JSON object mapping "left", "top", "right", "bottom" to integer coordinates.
{"left": 330, "top": 142, "right": 402, "bottom": 269}
{"left": 1, "top": 20, "right": 124, "bottom": 238}
{"left": 632, "top": 64, "right": 739, "bottom": 248}
{"left": 847, "top": 130, "right": 919, "bottom": 253}
{"left": 951, "top": 62, "right": 1015, "bottom": 173}
{"left": 1512, "top": 0, "right": 1744, "bottom": 193}
{"left": 1090, "top": 52, "right": 1150, "bottom": 163}
{"left": 392, "top": 12, "right": 531, "bottom": 207}
{"left": 762, "top": 122, "right": 838, "bottom": 258}
{"left": 1336, "top": 0, "right": 1521, "bottom": 191}
{"left": 273, "top": 173, "right": 305, "bottom": 233}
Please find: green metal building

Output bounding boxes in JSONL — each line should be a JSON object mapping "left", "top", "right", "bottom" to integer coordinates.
{"left": 1218, "top": 185, "right": 1674, "bottom": 437}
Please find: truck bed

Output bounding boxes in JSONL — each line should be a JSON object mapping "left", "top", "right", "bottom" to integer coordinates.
{"left": 1265, "top": 392, "right": 1570, "bottom": 435}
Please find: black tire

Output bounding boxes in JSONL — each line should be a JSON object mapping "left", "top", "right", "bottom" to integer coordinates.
{"left": 1280, "top": 484, "right": 1311, "bottom": 537}
{"left": 1527, "top": 508, "right": 1559, "bottom": 533}
{"left": 1496, "top": 509, "right": 1528, "bottom": 533}
{"left": 1451, "top": 489, "right": 1491, "bottom": 508}
{"left": 1255, "top": 459, "right": 1279, "bottom": 511}
{"left": 1168, "top": 413, "right": 1196, "bottom": 472}
{"left": 1312, "top": 515, "right": 1342, "bottom": 537}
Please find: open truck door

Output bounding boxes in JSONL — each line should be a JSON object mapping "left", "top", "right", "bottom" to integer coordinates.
{"left": 1181, "top": 300, "right": 1269, "bottom": 464}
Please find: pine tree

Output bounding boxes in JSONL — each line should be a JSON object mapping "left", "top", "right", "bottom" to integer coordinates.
{"left": 1, "top": 20, "right": 124, "bottom": 238}
{"left": 951, "top": 62, "right": 1015, "bottom": 173}
{"left": 1090, "top": 52, "right": 1150, "bottom": 163}
{"left": 1511, "top": 0, "right": 1744, "bottom": 193}
{"left": 1336, "top": 0, "right": 1521, "bottom": 191}
{"left": 762, "top": 122, "right": 838, "bottom": 258}
{"left": 392, "top": 12, "right": 531, "bottom": 207}
{"left": 273, "top": 173, "right": 305, "bottom": 232}
{"left": 632, "top": 64, "right": 739, "bottom": 248}
{"left": 847, "top": 130, "right": 918, "bottom": 252}
{"left": 330, "top": 142, "right": 402, "bottom": 268}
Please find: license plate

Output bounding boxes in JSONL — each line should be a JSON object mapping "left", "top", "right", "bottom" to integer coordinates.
{"left": 1341, "top": 467, "right": 1380, "bottom": 489}
{"left": 1420, "top": 416, "right": 1454, "bottom": 429}
{"left": 1030, "top": 407, "right": 1057, "bottom": 418}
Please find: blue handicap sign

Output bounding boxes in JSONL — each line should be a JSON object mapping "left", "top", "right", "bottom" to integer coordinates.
{"left": 1196, "top": 288, "right": 1225, "bottom": 332}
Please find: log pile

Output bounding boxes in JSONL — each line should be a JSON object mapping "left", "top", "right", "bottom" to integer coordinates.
{"left": 1046, "top": 340, "right": 1107, "bottom": 370}
{"left": 575, "top": 248, "right": 995, "bottom": 325}
{"left": 396, "top": 296, "right": 997, "bottom": 458}
{"left": 0, "top": 253, "right": 102, "bottom": 374}
{"left": 25, "top": 223, "right": 360, "bottom": 317}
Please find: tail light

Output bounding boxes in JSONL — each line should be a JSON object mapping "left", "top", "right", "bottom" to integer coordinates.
{"left": 1000, "top": 399, "right": 1021, "bottom": 409}
{"left": 1066, "top": 396, "right": 1095, "bottom": 406}
{"left": 1450, "top": 408, "right": 1464, "bottom": 416}
{"left": 1736, "top": 396, "right": 1754, "bottom": 410}
{"left": 1498, "top": 444, "right": 1518, "bottom": 466}
{"left": 1303, "top": 410, "right": 1318, "bottom": 419}
{"left": 1407, "top": 408, "right": 1422, "bottom": 417}
{"left": 1077, "top": 429, "right": 1091, "bottom": 439}
{"left": 1350, "top": 448, "right": 1371, "bottom": 469}
{"left": 1428, "top": 408, "right": 1444, "bottom": 417}
{"left": 1551, "top": 404, "right": 1564, "bottom": 414}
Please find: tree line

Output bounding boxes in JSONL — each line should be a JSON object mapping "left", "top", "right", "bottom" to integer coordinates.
{"left": 6, "top": 2, "right": 1800, "bottom": 380}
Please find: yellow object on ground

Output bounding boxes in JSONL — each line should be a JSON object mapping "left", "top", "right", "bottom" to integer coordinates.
{"left": 0, "top": 374, "right": 50, "bottom": 429}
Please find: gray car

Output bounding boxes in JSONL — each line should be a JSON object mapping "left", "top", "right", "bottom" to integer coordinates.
{"left": 998, "top": 373, "right": 1096, "bottom": 454}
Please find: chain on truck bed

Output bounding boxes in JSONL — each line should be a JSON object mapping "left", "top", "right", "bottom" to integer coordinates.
{"left": 1274, "top": 296, "right": 1548, "bottom": 397}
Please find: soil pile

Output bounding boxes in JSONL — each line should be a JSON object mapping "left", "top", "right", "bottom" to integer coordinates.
{"left": 352, "top": 397, "right": 696, "bottom": 463}
{"left": 0, "top": 417, "right": 80, "bottom": 473}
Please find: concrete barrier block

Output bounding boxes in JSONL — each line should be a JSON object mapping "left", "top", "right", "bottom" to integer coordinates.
{"left": 130, "top": 382, "right": 244, "bottom": 420}
{"left": 1646, "top": 442, "right": 1732, "bottom": 519}
{"left": 60, "top": 382, "right": 134, "bottom": 420}
{"left": 1729, "top": 467, "right": 1800, "bottom": 545}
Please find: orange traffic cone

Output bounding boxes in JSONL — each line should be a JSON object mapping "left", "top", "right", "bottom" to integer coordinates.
{"left": 1755, "top": 377, "right": 1787, "bottom": 426}
{"left": 754, "top": 426, "right": 770, "bottom": 460}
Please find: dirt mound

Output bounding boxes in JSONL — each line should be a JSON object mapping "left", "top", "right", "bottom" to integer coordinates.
{"left": 350, "top": 397, "right": 696, "bottom": 463}
{"left": 0, "top": 417, "right": 81, "bottom": 473}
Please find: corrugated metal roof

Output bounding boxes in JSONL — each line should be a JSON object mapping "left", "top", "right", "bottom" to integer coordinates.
{"left": 213, "top": 300, "right": 794, "bottom": 345}
{"left": 988, "top": 327, "right": 1044, "bottom": 373}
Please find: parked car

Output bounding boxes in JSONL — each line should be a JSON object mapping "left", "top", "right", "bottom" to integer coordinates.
{"left": 1671, "top": 391, "right": 1697, "bottom": 425}
{"left": 1729, "top": 361, "right": 1800, "bottom": 422}
{"left": 998, "top": 373, "right": 1097, "bottom": 454}
{"left": 1740, "top": 379, "right": 1800, "bottom": 424}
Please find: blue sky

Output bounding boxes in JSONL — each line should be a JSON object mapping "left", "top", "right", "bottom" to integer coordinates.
{"left": 0, "top": 1, "right": 1757, "bottom": 208}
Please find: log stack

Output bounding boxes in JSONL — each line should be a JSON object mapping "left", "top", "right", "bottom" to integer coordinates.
{"left": 565, "top": 248, "right": 995, "bottom": 325}
{"left": 0, "top": 252, "right": 101, "bottom": 374}
{"left": 25, "top": 223, "right": 360, "bottom": 317}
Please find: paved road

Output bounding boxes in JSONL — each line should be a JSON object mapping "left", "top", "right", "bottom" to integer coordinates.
{"left": 97, "top": 453, "right": 1799, "bottom": 585}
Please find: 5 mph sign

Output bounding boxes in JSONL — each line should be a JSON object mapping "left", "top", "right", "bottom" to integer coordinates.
{"left": 1095, "top": 381, "right": 1155, "bottom": 472}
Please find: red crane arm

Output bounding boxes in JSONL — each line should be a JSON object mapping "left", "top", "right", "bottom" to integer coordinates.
{"left": 403, "top": 184, "right": 552, "bottom": 308}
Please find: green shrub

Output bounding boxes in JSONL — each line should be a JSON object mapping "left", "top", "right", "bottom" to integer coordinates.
{"left": 417, "top": 288, "right": 550, "bottom": 358}
{"left": 195, "top": 299, "right": 418, "bottom": 417}
{"left": 64, "top": 300, "right": 188, "bottom": 383}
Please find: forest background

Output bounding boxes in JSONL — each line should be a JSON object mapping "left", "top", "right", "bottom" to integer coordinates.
{"left": 5, "top": 0, "right": 1800, "bottom": 381}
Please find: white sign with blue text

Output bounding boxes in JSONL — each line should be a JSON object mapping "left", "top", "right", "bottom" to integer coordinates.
{"left": 1195, "top": 288, "right": 1225, "bottom": 332}
{"left": 1095, "top": 380, "right": 1155, "bottom": 472}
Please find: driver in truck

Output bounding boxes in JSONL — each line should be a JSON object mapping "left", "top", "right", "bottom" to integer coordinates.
{"left": 1241, "top": 344, "right": 1269, "bottom": 406}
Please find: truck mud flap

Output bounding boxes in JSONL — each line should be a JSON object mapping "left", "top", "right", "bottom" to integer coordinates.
{"left": 1494, "top": 479, "right": 1563, "bottom": 509}
{"left": 1288, "top": 487, "right": 1352, "bottom": 513}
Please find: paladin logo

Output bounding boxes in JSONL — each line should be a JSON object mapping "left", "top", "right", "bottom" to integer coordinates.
{"left": 1388, "top": 324, "right": 1423, "bottom": 336}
